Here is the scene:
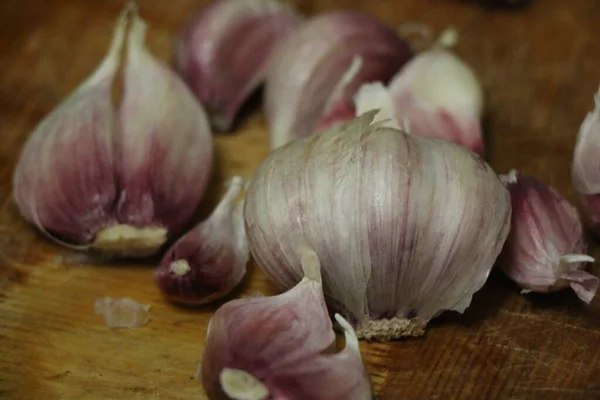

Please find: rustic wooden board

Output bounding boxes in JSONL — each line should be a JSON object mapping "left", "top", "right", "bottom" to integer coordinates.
{"left": 1, "top": 0, "right": 600, "bottom": 399}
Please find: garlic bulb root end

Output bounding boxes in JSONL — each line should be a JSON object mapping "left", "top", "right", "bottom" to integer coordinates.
{"left": 219, "top": 368, "right": 269, "bottom": 400}
{"left": 92, "top": 224, "right": 167, "bottom": 256}
{"left": 169, "top": 259, "right": 192, "bottom": 276}
{"left": 356, "top": 317, "right": 426, "bottom": 341}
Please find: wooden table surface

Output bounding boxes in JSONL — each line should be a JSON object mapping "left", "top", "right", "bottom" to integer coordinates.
{"left": 1, "top": 0, "right": 600, "bottom": 399}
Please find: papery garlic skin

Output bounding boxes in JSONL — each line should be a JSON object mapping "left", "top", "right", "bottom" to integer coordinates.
{"left": 13, "top": 9, "right": 213, "bottom": 257}
{"left": 265, "top": 11, "right": 412, "bottom": 149}
{"left": 388, "top": 48, "right": 485, "bottom": 155}
{"left": 175, "top": 0, "right": 303, "bottom": 132}
{"left": 244, "top": 110, "right": 510, "bottom": 340}
{"left": 572, "top": 87, "right": 600, "bottom": 237}
{"left": 154, "top": 177, "right": 248, "bottom": 304}
{"left": 200, "top": 246, "right": 372, "bottom": 400}
{"left": 500, "top": 170, "right": 598, "bottom": 303}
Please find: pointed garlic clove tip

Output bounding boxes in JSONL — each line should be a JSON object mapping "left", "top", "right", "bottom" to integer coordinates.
{"left": 353, "top": 82, "right": 400, "bottom": 130}
{"left": 219, "top": 368, "right": 269, "bottom": 400}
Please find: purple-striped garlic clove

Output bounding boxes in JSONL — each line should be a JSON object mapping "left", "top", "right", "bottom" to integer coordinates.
{"left": 265, "top": 11, "right": 412, "bottom": 149}
{"left": 174, "top": 0, "right": 303, "bottom": 132}
{"left": 572, "top": 86, "right": 600, "bottom": 237}
{"left": 200, "top": 245, "right": 372, "bottom": 400}
{"left": 500, "top": 170, "right": 598, "bottom": 303}
{"left": 154, "top": 177, "right": 247, "bottom": 305}
{"left": 12, "top": 8, "right": 213, "bottom": 257}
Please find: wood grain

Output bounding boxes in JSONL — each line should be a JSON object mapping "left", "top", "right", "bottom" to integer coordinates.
{"left": 1, "top": 0, "right": 600, "bottom": 399}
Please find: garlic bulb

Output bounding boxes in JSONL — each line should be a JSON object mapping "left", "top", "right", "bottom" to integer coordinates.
{"left": 200, "top": 245, "right": 372, "bottom": 400}
{"left": 244, "top": 109, "right": 511, "bottom": 340}
{"left": 387, "top": 30, "right": 485, "bottom": 155}
{"left": 572, "top": 86, "right": 600, "bottom": 237}
{"left": 265, "top": 11, "right": 412, "bottom": 149}
{"left": 154, "top": 177, "right": 248, "bottom": 305}
{"left": 13, "top": 8, "right": 213, "bottom": 257}
{"left": 500, "top": 171, "right": 598, "bottom": 303}
{"left": 175, "top": 0, "right": 303, "bottom": 132}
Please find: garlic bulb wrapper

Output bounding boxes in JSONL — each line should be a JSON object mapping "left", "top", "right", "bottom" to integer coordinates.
{"left": 500, "top": 171, "right": 598, "bottom": 303}
{"left": 154, "top": 177, "right": 248, "bottom": 305}
{"left": 12, "top": 9, "right": 213, "bottom": 257}
{"left": 175, "top": 0, "right": 303, "bottom": 132}
{"left": 200, "top": 246, "right": 372, "bottom": 400}
{"left": 244, "top": 110, "right": 511, "bottom": 340}
{"left": 265, "top": 11, "right": 412, "bottom": 149}
{"left": 572, "top": 86, "right": 600, "bottom": 237}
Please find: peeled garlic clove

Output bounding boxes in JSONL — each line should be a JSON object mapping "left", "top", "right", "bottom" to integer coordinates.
{"left": 154, "top": 177, "right": 248, "bottom": 304}
{"left": 499, "top": 170, "right": 598, "bottom": 303}
{"left": 266, "top": 11, "right": 412, "bottom": 149}
{"left": 112, "top": 14, "right": 213, "bottom": 255}
{"left": 572, "top": 86, "right": 600, "bottom": 236}
{"left": 388, "top": 33, "right": 484, "bottom": 155}
{"left": 200, "top": 246, "right": 372, "bottom": 399}
{"left": 245, "top": 109, "right": 510, "bottom": 340}
{"left": 12, "top": 13, "right": 127, "bottom": 246}
{"left": 174, "top": 0, "right": 303, "bottom": 132}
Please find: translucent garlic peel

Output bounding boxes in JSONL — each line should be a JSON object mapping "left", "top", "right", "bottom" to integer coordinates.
{"left": 94, "top": 296, "right": 150, "bottom": 328}
{"left": 266, "top": 11, "right": 412, "bottom": 149}
{"left": 244, "top": 110, "right": 510, "bottom": 340}
{"left": 499, "top": 170, "right": 598, "bottom": 303}
{"left": 175, "top": 0, "right": 303, "bottom": 132}
{"left": 201, "top": 247, "right": 372, "bottom": 399}
{"left": 154, "top": 177, "right": 248, "bottom": 304}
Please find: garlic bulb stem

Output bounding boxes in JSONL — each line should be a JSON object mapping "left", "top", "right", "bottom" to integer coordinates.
{"left": 219, "top": 368, "right": 269, "bottom": 400}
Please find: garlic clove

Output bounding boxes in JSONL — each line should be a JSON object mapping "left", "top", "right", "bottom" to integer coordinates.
{"left": 499, "top": 170, "right": 598, "bottom": 303}
{"left": 200, "top": 245, "right": 372, "bottom": 399}
{"left": 12, "top": 12, "right": 128, "bottom": 246}
{"left": 154, "top": 177, "right": 248, "bottom": 305}
{"left": 112, "top": 12, "right": 213, "bottom": 255}
{"left": 174, "top": 0, "right": 303, "bottom": 132}
{"left": 266, "top": 11, "right": 412, "bottom": 149}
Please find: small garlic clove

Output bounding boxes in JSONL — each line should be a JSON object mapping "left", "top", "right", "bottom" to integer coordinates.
{"left": 13, "top": 11, "right": 128, "bottom": 246}
{"left": 266, "top": 11, "right": 412, "bottom": 149}
{"left": 154, "top": 177, "right": 248, "bottom": 305}
{"left": 110, "top": 12, "right": 213, "bottom": 255}
{"left": 200, "top": 245, "right": 372, "bottom": 399}
{"left": 499, "top": 170, "right": 598, "bottom": 303}
{"left": 174, "top": 0, "right": 304, "bottom": 132}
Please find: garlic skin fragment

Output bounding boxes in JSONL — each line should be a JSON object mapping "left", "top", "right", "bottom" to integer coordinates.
{"left": 200, "top": 246, "right": 372, "bottom": 400}
{"left": 572, "top": 87, "right": 600, "bottom": 237}
{"left": 94, "top": 297, "right": 150, "bottom": 328}
{"left": 154, "top": 177, "right": 248, "bottom": 305}
{"left": 500, "top": 170, "right": 598, "bottom": 303}
{"left": 175, "top": 0, "right": 303, "bottom": 132}
{"left": 265, "top": 11, "right": 412, "bottom": 149}
{"left": 388, "top": 48, "right": 485, "bottom": 155}
{"left": 13, "top": 9, "right": 213, "bottom": 257}
{"left": 244, "top": 110, "right": 511, "bottom": 340}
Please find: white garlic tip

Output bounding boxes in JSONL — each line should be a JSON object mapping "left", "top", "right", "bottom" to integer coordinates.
{"left": 434, "top": 26, "right": 459, "bottom": 49}
{"left": 353, "top": 82, "right": 400, "bottom": 130}
{"left": 327, "top": 55, "right": 363, "bottom": 105}
{"left": 572, "top": 87, "right": 600, "bottom": 194}
{"left": 169, "top": 259, "right": 192, "bottom": 276}
{"left": 334, "top": 313, "right": 360, "bottom": 353}
{"left": 94, "top": 297, "right": 150, "bottom": 328}
{"left": 500, "top": 169, "right": 519, "bottom": 185}
{"left": 560, "top": 254, "right": 595, "bottom": 264}
{"left": 212, "top": 177, "right": 245, "bottom": 219}
{"left": 219, "top": 368, "right": 269, "bottom": 400}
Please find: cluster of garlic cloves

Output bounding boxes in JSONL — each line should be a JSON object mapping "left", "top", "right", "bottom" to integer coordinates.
{"left": 13, "top": 7, "right": 213, "bottom": 257}
{"left": 200, "top": 245, "right": 372, "bottom": 400}
{"left": 154, "top": 177, "right": 248, "bottom": 305}
{"left": 500, "top": 170, "right": 598, "bottom": 303}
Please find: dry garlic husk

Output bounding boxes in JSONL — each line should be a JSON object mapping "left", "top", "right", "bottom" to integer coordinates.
{"left": 572, "top": 86, "right": 600, "bottom": 237}
{"left": 265, "top": 11, "right": 412, "bottom": 149}
{"left": 500, "top": 171, "right": 598, "bottom": 303}
{"left": 174, "top": 0, "right": 303, "bottom": 132}
{"left": 200, "top": 245, "right": 372, "bottom": 400}
{"left": 244, "top": 109, "right": 511, "bottom": 340}
{"left": 154, "top": 177, "right": 248, "bottom": 305}
{"left": 387, "top": 30, "right": 485, "bottom": 155}
{"left": 12, "top": 9, "right": 213, "bottom": 257}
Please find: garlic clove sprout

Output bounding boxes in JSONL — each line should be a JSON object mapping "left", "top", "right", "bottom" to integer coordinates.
{"left": 265, "top": 11, "right": 412, "bottom": 149}
{"left": 387, "top": 30, "right": 485, "bottom": 155}
{"left": 499, "top": 170, "right": 598, "bottom": 303}
{"left": 154, "top": 177, "right": 248, "bottom": 305}
{"left": 174, "top": 0, "right": 303, "bottom": 132}
{"left": 572, "top": 86, "right": 600, "bottom": 236}
{"left": 244, "top": 108, "right": 511, "bottom": 340}
{"left": 200, "top": 245, "right": 372, "bottom": 399}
